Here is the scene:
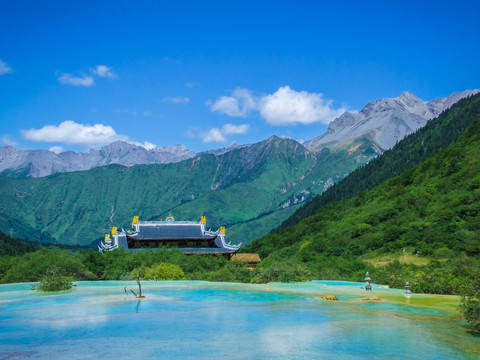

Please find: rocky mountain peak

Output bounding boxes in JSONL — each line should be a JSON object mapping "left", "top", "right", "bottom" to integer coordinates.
{"left": 398, "top": 91, "right": 420, "bottom": 102}
{"left": 397, "top": 91, "right": 425, "bottom": 109}
{"left": 266, "top": 135, "right": 281, "bottom": 142}
{"left": 162, "top": 144, "right": 196, "bottom": 157}
{"left": 326, "top": 112, "right": 357, "bottom": 134}
{"left": 304, "top": 89, "right": 479, "bottom": 152}
{"left": 0, "top": 146, "right": 22, "bottom": 161}
{"left": 100, "top": 141, "right": 140, "bottom": 156}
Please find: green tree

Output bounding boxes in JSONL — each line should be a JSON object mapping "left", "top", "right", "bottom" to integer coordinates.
{"left": 460, "top": 266, "right": 480, "bottom": 333}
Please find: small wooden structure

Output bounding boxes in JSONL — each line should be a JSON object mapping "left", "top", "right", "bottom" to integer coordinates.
{"left": 231, "top": 253, "right": 261, "bottom": 267}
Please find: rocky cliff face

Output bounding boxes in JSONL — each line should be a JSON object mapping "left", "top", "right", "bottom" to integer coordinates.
{"left": 304, "top": 89, "right": 480, "bottom": 151}
{"left": 0, "top": 141, "right": 196, "bottom": 178}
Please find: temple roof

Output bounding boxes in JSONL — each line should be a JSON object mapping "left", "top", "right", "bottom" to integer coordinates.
{"left": 134, "top": 224, "right": 206, "bottom": 239}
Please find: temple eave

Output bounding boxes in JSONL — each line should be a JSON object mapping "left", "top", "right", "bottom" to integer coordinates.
{"left": 180, "top": 247, "right": 240, "bottom": 255}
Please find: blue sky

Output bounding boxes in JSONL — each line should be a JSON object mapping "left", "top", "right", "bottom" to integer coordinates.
{"left": 1, "top": 0, "right": 479, "bottom": 153}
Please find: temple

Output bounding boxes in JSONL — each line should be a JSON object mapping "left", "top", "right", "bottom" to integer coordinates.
{"left": 99, "top": 215, "right": 241, "bottom": 257}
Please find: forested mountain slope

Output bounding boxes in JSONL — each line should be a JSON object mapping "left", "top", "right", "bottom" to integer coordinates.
{"left": 244, "top": 114, "right": 480, "bottom": 293}
{"left": 1, "top": 136, "right": 364, "bottom": 246}
{"left": 278, "top": 93, "right": 480, "bottom": 230}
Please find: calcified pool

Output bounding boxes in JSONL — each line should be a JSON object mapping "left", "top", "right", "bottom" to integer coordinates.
{"left": 0, "top": 280, "right": 479, "bottom": 359}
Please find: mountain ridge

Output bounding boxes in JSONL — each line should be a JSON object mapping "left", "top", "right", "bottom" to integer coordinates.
{"left": 0, "top": 141, "right": 197, "bottom": 178}
{"left": 1, "top": 89, "right": 477, "bottom": 179}
{"left": 304, "top": 89, "right": 480, "bottom": 151}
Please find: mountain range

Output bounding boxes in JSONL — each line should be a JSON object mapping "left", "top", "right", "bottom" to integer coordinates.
{"left": 0, "top": 136, "right": 306, "bottom": 246}
{"left": 0, "top": 142, "right": 196, "bottom": 178}
{"left": 1, "top": 89, "right": 478, "bottom": 179}
{"left": 0, "top": 132, "right": 373, "bottom": 246}
{"left": 0, "top": 89, "right": 478, "bottom": 247}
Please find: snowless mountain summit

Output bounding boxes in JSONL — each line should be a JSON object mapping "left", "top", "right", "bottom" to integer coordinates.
{"left": 0, "top": 141, "right": 196, "bottom": 178}
{"left": 304, "top": 89, "right": 480, "bottom": 151}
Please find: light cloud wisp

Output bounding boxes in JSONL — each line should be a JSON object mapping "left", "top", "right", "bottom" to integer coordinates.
{"left": 0, "top": 59, "right": 13, "bottom": 75}
{"left": 201, "top": 123, "right": 250, "bottom": 143}
{"left": 1, "top": 135, "right": 18, "bottom": 146}
{"left": 222, "top": 123, "right": 249, "bottom": 135}
{"left": 134, "top": 141, "right": 157, "bottom": 150}
{"left": 58, "top": 74, "right": 95, "bottom": 87}
{"left": 203, "top": 128, "right": 226, "bottom": 143}
{"left": 91, "top": 65, "right": 116, "bottom": 78}
{"left": 58, "top": 64, "right": 116, "bottom": 86}
{"left": 161, "top": 96, "right": 190, "bottom": 104}
{"left": 209, "top": 88, "right": 256, "bottom": 117}
{"left": 49, "top": 146, "right": 64, "bottom": 154}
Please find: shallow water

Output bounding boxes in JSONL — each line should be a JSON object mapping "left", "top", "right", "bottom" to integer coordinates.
{"left": 0, "top": 280, "right": 479, "bottom": 359}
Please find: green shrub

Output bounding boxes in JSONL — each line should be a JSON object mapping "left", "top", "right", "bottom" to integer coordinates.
{"left": 32, "top": 267, "right": 75, "bottom": 292}
{"left": 142, "top": 263, "right": 188, "bottom": 280}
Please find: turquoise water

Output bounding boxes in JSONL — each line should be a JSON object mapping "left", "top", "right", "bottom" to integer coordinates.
{"left": 1, "top": 280, "right": 479, "bottom": 359}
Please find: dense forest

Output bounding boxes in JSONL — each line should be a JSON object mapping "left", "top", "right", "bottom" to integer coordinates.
{"left": 0, "top": 244, "right": 254, "bottom": 283}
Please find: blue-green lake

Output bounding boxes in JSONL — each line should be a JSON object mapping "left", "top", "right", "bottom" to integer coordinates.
{"left": 1, "top": 280, "right": 479, "bottom": 359}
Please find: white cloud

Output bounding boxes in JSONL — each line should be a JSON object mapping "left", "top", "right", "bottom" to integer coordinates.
{"left": 199, "top": 123, "right": 250, "bottom": 143}
{"left": 49, "top": 146, "right": 64, "bottom": 153}
{"left": 209, "top": 88, "right": 256, "bottom": 117}
{"left": 0, "top": 59, "right": 13, "bottom": 75}
{"left": 21, "top": 120, "right": 159, "bottom": 150}
{"left": 134, "top": 141, "right": 157, "bottom": 150}
{"left": 202, "top": 128, "right": 227, "bottom": 143}
{"left": 22, "top": 120, "right": 128, "bottom": 147}
{"left": 210, "top": 86, "right": 346, "bottom": 126}
{"left": 58, "top": 74, "right": 95, "bottom": 87}
{"left": 222, "top": 123, "right": 249, "bottom": 135}
{"left": 91, "top": 65, "right": 116, "bottom": 78}
{"left": 185, "top": 82, "right": 193, "bottom": 88}
{"left": 259, "top": 86, "right": 345, "bottom": 125}
{"left": 161, "top": 96, "right": 190, "bottom": 104}
{"left": 143, "top": 110, "right": 152, "bottom": 116}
